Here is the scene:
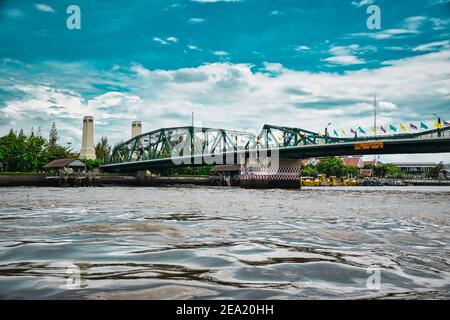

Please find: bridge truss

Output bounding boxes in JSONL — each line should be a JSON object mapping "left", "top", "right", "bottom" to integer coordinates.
{"left": 109, "top": 126, "right": 256, "bottom": 164}
{"left": 107, "top": 124, "right": 450, "bottom": 166}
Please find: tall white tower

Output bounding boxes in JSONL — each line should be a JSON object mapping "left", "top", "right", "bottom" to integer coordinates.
{"left": 131, "top": 121, "right": 142, "bottom": 138}
{"left": 80, "top": 116, "right": 96, "bottom": 160}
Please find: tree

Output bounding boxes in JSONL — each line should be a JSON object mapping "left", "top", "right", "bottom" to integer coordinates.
{"left": 49, "top": 122, "right": 59, "bottom": 146}
{"left": 95, "top": 136, "right": 111, "bottom": 164}
{"left": 83, "top": 159, "right": 101, "bottom": 171}
{"left": 382, "top": 163, "right": 403, "bottom": 178}
{"left": 301, "top": 164, "right": 317, "bottom": 177}
{"left": 316, "top": 157, "right": 347, "bottom": 177}
{"left": 345, "top": 165, "right": 359, "bottom": 177}
{"left": 426, "top": 162, "right": 444, "bottom": 179}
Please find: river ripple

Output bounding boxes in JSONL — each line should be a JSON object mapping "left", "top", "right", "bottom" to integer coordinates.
{"left": 0, "top": 186, "right": 449, "bottom": 299}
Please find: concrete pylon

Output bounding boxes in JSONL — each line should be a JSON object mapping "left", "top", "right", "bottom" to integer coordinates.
{"left": 80, "top": 116, "right": 96, "bottom": 160}
{"left": 132, "top": 121, "right": 142, "bottom": 138}
{"left": 240, "top": 158, "right": 301, "bottom": 189}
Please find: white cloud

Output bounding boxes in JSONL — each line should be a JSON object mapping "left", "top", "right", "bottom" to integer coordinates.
{"left": 349, "top": 16, "right": 428, "bottom": 40}
{"left": 35, "top": 4, "right": 55, "bottom": 13}
{"left": 166, "top": 37, "right": 178, "bottom": 43}
{"left": 212, "top": 51, "right": 229, "bottom": 56}
{"left": 413, "top": 40, "right": 450, "bottom": 52}
{"left": 351, "top": 0, "right": 374, "bottom": 8}
{"left": 295, "top": 45, "right": 311, "bottom": 52}
{"left": 188, "top": 18, "right": 205, "bottom": 24}
{"left": 188, "top": 44, "right": 202, "bottom": 51}
{"left": 324, "top": 55, "right": 365, "bottom": 65}
{"left": 153, "top": 37, "right": 178, "bottom": 45}
{"left": 153, "top": 37, "right": 168, "bottom": 45}
{"left": 324, "top": 44, "right": 366, "bottom": 65}
{"left": 350, "top": 28, "right": 419, "bottom": 40}
{"left": 2, "top": 50, "right": 450, "bottom": 163}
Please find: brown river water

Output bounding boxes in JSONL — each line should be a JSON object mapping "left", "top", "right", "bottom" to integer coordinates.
{"left": 0, "top": 186, "right": 449, "bottom": 299}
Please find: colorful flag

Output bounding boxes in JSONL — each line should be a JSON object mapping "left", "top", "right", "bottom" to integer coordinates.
{"left": 380, "top": 126, "right": 387, "bottom": 133}
{"left": 370, "top": 127, "right": 376, "bottom": 134}
{"left": 276, "top": 135, "right": 283, "bottom": 142}
{"left": 340, "top": 129, "right": 346, "bottom": 135}
{"left": 333, "top": 129, "right": 339, "bottom": 136}
{"left": 399, "top": 123, "right": 407, "bottom": 132}
{"left": 389, "top": 124, "right": 397, "bottom": 132}
{"left": 434, "top": 121, "right": 443, "bottom": 129}
{"left": 410, "top": 123, "right": 418, "bottom": 130}
{"left": 358, "top": 127, "right": 366, "bottom": 134}
{"left": 318, "top": 131, "right": 324, "bottom": 136}
{"left": 420, "top": 122, "right": 428, "bottom": 130}
{"left": 444, "top": 120, "right": 450, "bottom": 127}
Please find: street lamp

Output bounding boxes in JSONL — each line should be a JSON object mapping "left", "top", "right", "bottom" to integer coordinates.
{"left": 325, "top": 122, "right": 332, "bottom": 137}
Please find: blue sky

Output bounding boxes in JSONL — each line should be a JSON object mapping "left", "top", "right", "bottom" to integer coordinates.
{"left": 0, "top": 0, "right": 449, "bottom": 162}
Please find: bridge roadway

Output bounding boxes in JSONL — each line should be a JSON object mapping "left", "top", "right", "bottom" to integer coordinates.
{"left": 101, "top": 135, "right": 450, "bottom": 172}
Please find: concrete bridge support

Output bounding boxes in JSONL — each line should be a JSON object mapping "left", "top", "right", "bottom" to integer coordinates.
{"left": 80, "top": 116, "right": 96, "bottom": 160}
{"left": 240, "top": 158, "right": 301, "bottom": 189}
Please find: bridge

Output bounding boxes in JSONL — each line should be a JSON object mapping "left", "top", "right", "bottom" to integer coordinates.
{"left": 102, "top": 124, "right": 450, "bottom": 172}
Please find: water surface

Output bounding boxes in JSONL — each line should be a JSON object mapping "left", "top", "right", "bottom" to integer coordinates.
{"left": 0, "top": 186, "right": 449, "bottom": 299}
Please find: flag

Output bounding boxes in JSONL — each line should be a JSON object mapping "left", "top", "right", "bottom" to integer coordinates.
{"left": 370, "top": 127, "right": 376, "bottom": 134}
{"left": 318, "top": 131, "right": 324, "bottom": 136}
{"left": 399, "top": 123, "right": 407, "bottom": 132}
{"left": 350, "top": 128, "right": 357, "bottom": 134}
{"left": 444, "top": 120, "right": 450, "bottom": 127}
{"left": 333, "top": 129, "right": 339, "bottom": 136}
{"left": 340, "top": 129, "right": 346, "bottom": 135}
{"left": 380, "top": 126, "right": 387, "bottom": 133}
{"left": 410, "top": 123, "right": 418, "bottom": 130}
{"left": 420, "top": 122, "right": 428, "bottom": 130}
{"left": 276, "top": 135, "right": 283, "bottom": 142}
{"left": 389, "top": 124, "right": 397, "bottom": 132}
{"left": 434, "top": 121, "right": 443, "bottom": 129}
{"left": 358, "top": 127, "right": 366, "bottom": 134}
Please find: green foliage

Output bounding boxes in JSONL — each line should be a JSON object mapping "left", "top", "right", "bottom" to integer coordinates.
{"left": 0, "top": 126, "right": 76, "bottom": 172}
{"left": 301, "top": 164, "right": 317, "bottom": 176}
{"left": 381, "top": 163, "right": 403, "bottom": 178}
{"left": 426, "top": 162, "right": 444, "bottom": 179}
{"left": 316, "top": 157, "right": 347, "bottom": 177}
{"left": 49, "top": 122, "right": 59, "bottom": 146}
{"left": 345, "top": 165, "right": 359, "bottom": 176}
{"left": 95, "top": 136, "right": 111, "bottom": 164}
{"left": 83, "top": 159, "right": 101, "bottom": 171}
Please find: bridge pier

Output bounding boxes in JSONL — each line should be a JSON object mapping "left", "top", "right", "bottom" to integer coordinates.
{"left": 240, "top": 158, "right": 301, "bottom": 189}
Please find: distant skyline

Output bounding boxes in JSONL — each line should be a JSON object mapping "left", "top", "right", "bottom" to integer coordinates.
{"left": 1, "top": 0, "right": 449, "bottom": 162}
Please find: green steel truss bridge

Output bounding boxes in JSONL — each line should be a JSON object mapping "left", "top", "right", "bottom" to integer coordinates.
{"left": 102, "top": 124, "right": 450, "bottom": 172}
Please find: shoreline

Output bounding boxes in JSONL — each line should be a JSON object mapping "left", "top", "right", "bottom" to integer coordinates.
{"left": 1, "top": 174, "right": 450, "bottom": 187}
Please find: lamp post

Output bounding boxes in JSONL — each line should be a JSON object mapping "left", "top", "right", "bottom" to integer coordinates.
{"left": 325, "top": 122, "right": 332, "bottom": 137}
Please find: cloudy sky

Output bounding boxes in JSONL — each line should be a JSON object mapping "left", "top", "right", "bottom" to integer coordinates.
{"left": 1, "top": 0, "right": 449, "bottom": 162}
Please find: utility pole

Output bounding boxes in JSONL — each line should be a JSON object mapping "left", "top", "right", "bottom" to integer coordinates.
{"left": 191, "top": 111, "right": 194, "bottom": 127}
